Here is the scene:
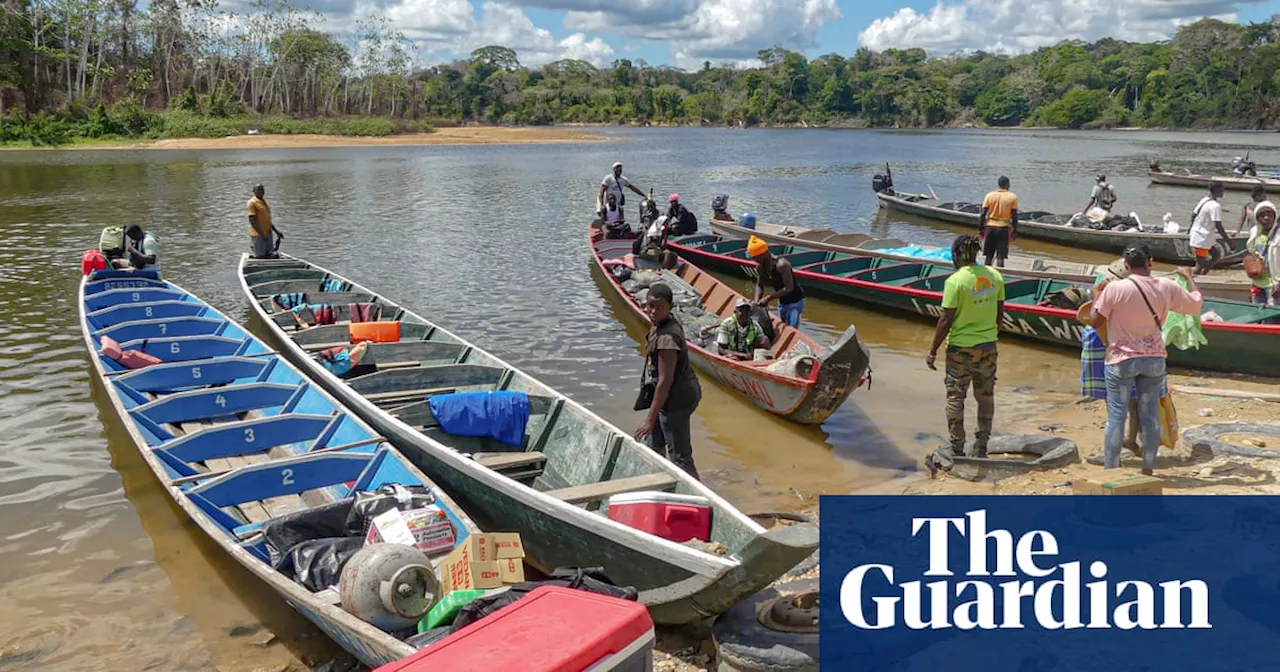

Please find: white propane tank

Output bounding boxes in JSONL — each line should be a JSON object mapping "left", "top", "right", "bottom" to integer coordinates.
{"left": 339, "top": 543, "right": 440, "bottom": 631}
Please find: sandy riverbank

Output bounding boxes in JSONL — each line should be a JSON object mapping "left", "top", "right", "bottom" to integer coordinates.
{"left": 1, "top": 126, "right": 611, "bottom": 151}
{"left": 900, "top": 371, "right": 1280, "bottom": 496}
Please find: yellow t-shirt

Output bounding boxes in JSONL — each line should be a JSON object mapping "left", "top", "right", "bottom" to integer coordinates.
{"left": 982, "top": 189, "right": 1018, "bottom": 227}
{"left": 247, "top": 196, "right": 272, "bottom": 238}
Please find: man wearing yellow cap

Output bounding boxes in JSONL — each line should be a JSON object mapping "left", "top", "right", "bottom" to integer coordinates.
{"left": 747, "top": 235, "right": 806, "bottom": 327}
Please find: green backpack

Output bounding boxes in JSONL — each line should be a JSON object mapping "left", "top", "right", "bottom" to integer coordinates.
{"left": 98, "top": 225, "right": 126, "bottom": 258}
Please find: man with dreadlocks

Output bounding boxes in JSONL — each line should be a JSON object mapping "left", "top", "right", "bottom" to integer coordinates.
{"left": 924, "top": 234, "right": 1005, "bottom": 475}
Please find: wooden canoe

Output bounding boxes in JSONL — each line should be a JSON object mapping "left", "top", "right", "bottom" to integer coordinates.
{"left": 235, "top": 254, "right": 819, "bottom": 626}
{"left": 705, "top": 215, "right": 1255, "bottom": 303}
{"left": 875, "top": 190, "right": 1249, "bottom": 267}
{"left": 78, "top": 268, "right": 484, "bottom": 668}
{"left": 588, "top": 222, "right": 871, "bottom": 424}
{"left": 666, "top": 236, "right": 1280, "bottom": 378}
{"left": 1148, "top": 168, "right": 1280, "bottom": 192}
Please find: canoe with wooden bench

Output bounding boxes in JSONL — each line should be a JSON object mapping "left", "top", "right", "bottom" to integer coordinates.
{"left": 79, "top": 268, "right": 484, "bottom": 668}
{"left": 237, "top": 253, "right": 819, "bottom": 626}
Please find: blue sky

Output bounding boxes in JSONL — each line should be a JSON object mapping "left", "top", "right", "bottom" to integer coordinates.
{"left": 287, "top": 0, "right": 1280, "bottom": 69}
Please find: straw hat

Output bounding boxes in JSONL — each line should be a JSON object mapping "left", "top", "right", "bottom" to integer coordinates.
{"left": 1076, "top": 301, "right": 1095, "bottom": 325}
{"left": 1100, "top": 258, "right": 1129, "bottom": 283}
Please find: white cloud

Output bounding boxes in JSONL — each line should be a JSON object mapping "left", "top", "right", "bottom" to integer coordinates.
{"left": 457, "top": 2, "right": 615, "bottom": 66}
{"left": 376, "top": 0, "right": 478, "bottom": 39}
{"left": 857, "top": 0, "right": 1254, "bottom": 54}
{"left": 564, "top": 0, "right": 840, "bottom": 67}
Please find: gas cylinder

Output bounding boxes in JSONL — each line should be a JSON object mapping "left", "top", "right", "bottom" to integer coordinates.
{"left": 339, "top": 543, "right": 440, "bottom": 631}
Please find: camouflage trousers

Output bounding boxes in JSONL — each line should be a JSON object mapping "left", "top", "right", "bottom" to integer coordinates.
{"left": 943, "top": 342, "right": 998, "bottom": 457}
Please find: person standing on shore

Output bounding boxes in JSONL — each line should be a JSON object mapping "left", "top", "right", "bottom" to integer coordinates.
{"left": 634, "top": 282, "right": 703, "bottom": 480}
{"left": 1189, "top": 182, "right": 1231, "bottom": 276}
{"left": 599, "top": 162, "right": 646, "bottom": 216}
{"left": 1090, "top": 246, "right": 1203, "bottom": 475}
{"left": 925, "top": 235, "right": 1004, "bottom": 475}
{"left": 979, "top": 176, "right": 1018, "bottom": 267}
{"left": 1247, "top": 201, "right": 1278, "bottom": 305}
{"left": 748, "top": 235, "right": 806, "bottom": 327}
{"left": 247, "top": 184, "right": 283, "bottom": 259}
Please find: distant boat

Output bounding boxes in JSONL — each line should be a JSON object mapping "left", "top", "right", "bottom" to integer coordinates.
{"left": 1148, "top": 166, "right": 1280, "bottom": 191}
{"left": 78, "top": 268, "right": 483, "bottom": 668}
{"left": 235, "top": 253, "right": 819, "bottom": 625}
{"left": 703, "top": 214, "right": 1254, "bottom": 303}
{"left": 875, "top": 187, "right": 1247, "bottom": 267}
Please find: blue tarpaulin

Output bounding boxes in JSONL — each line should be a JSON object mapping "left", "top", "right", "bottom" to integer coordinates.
{"left": 428, "top": 391, "right": 530, "bottom": 447}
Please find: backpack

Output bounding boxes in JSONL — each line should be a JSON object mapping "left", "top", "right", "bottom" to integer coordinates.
{"left": 99, "top": 225, "right": 126, "bottom": 258}
{"left": 1099, "top": 183, "right": 1116, "bottom": 209}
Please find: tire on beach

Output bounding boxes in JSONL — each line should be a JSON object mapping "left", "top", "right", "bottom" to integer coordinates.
{"left": 713, "top": 578, "right": 818, "bottom": 672}
{"left": 747, "top": 513, "right": 818, "bottom": 578}
{"left": 1182, "top": 422, "right": 1280, "bottom": 458}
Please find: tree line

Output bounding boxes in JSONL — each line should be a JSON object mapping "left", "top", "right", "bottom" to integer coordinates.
{"left": 1, "top": 1, "right": 1278, "bottom": 145}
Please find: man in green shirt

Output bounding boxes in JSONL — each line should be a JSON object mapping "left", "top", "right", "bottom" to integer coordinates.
{"left": 925, "top": 235, "right": 1005, "bottom": 473}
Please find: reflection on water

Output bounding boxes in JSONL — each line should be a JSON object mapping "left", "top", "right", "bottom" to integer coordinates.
{"left": 0, "top": 127, "right": 1260, "bottom": 667}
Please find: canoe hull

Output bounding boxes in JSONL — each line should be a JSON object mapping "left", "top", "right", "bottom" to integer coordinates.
{"left": 79, "top": 271, "right": 421, "bottom": 669}
{"left": 707, "top": 217, "right": 1253, "bottom": 303}
{"left": 669, "top": 242, "right": 1280, "bottom": 378}
{"left": 1149, "top": 170, "right": 1280, "bottom": 192}
{"left": 589, "top": 226, "right": 869, "bottom": 425}
{"left": 875, "top": 191, "right": 1247, "bottom": 267}
{"left": 237, "top": 255, "right": 819, "bottom": 625}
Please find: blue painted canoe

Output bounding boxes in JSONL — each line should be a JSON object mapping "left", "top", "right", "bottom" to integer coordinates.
{"left": 78, "top": 269, "right": 483, "bottom": 668}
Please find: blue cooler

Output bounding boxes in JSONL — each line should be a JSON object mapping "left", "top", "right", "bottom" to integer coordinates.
{"left": 739, "top": 213, "right": 757, "bottom": 229}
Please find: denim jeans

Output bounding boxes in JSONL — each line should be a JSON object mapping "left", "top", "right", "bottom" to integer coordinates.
{"left": 778, "top": 299, "right": 805, "bottom": 327}
{"left": 251, "top": 235, "right": 274, "bottom": 259}
{"left": 1104, "top": 356, "right": 1166, "bottom": 470}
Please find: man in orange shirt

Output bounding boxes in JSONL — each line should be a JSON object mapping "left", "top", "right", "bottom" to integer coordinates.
{"left": 247, "top": 184, "right": 282, "bottom": 259}
{"left": 979, "top": 176, "right": 1018, "bottom": 268}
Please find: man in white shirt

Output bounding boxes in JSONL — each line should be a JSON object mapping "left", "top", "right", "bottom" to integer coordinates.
{"left": 599, "top": 161, "right": 646, "bottom": 215}
{"left": 1189, "top": 181, "right": 1232, "bottom": 275}
{"left": 124, "top": 224, "right": 161, "bottom": 276}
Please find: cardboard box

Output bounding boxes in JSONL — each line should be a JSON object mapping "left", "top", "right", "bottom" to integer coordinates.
{"left": 365, "top": 506, "right": 457, "bottom": 556}
{"left": 1073, "top": 473, "right": 1163, "bottom": 495}
{"left": 438, "top": 533, "right": 526, "bottom": 594}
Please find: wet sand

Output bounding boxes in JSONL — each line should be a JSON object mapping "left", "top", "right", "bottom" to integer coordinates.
{"left": 1, "top": 126, "right": 609, "bottom": 151}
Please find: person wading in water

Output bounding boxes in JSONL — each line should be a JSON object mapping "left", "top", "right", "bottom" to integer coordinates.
{"left": 748, "top": 235, "right": 806, "bottom": 327}
{"left": 925, "top": 235, "right": 1005, "bottom": 475}
{"left": 1091, "top": 247, "right": 1203, "bottom": 475}
{"left": 634, "top": 282, "right": 703, "bottom": 479}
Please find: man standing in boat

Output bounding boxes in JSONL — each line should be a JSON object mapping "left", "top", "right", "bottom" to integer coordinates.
{"left": 747, "top": 235, "right": 806, "bottom": 328}
{"left": 599, "top": 162, "right": 647, "bottom": 217}
{"left": 1083, "top": 174, "right": 1117, "bottom": 215}
{"left": 924, "top": 235, "right": 1005, "bottom": 475}
{"left": 978, "top": 176, "right": 1018, "bottom": 268}
{"left": 1189, "top": 181, "right": 1232, "bottom": 276}
{"left": 247, "top": 184, "right": 283, "bottom": 259}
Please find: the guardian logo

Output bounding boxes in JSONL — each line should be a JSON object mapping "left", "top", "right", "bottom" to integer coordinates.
{"left": 840, "top": 509, "right": 1211, "bottom": 631}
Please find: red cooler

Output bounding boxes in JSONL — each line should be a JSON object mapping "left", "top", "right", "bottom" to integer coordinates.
{"left": 374, "top": 585, "right": 655, "bottom": 672}
{"left": 606, "top": 491, "right": 711, "bottom": 542}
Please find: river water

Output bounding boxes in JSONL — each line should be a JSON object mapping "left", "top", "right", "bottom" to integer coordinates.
{"left": 0, "top": 127, "right": 1272, "bottom": 670}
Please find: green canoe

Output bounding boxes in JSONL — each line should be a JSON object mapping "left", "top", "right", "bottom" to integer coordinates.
{"left": 667, "top": 234, "right": 1280, "bottom": 378}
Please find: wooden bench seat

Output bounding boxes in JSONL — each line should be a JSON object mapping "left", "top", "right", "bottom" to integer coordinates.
{"left": 543, "top": 473, "right": 678, "bottom": 505}
{"left": 474, "top": 451, "right": 546, "bottom": 471}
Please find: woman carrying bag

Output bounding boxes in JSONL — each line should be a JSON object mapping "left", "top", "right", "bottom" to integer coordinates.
{"left": 633, "top": 282, "right": 702, "bottom": 480}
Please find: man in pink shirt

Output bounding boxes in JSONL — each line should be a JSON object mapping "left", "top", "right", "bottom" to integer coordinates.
{"left": 1091, "top": 246, "right": 1203, "bottom": 474}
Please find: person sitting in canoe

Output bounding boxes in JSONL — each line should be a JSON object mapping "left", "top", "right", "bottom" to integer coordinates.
{"left": 123, "top": 224, "right": 160, "bottom": 275}
{"left": 599, "top": 161, "right": 646, "bottom": 215}
{"left": 666, "top": 194, "right": 699, "bottom": 235}
{"left": 747, "top": 236, "right": 806, "bottom": 328}
{"left": 600, "top": 193, "right": 631, "bottom": 239}
{"left": 716, "top": 299, "right": 772, "bottom": 361}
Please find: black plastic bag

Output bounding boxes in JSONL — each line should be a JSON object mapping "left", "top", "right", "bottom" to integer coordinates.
{"left": 283, "top": 537, "right": 364, "bottom": 591}
{"left": 450, "top": 566, "right": 638, "bottom": 631}
{"left": 262, "top": 499, "right": 355, "bottom": 567}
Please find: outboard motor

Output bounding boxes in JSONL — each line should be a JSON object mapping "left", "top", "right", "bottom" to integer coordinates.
{"left": 1232, "top": 156, "right": 1258, "bottom": 177}
{"left": 711, "top": 194, "right": 730, "bottom": 219}
{"left": 872, "top": 173, "right": 891, "bottom": 193}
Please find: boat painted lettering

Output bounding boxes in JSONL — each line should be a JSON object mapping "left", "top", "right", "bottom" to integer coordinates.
{"left": 1040, "top": 318, "right": 1083, "bottom": 343}
{"left": 717, "top": 370, "right": 775, "bottom": 407}
{"left": 103, "top": 280, "right": 152, "bottom": 290}
{"left": 839, "top": 509, "right": 1211, "bottom": 631}
{"left": 999, "top": 314, "right": 1025, "bottom": 335}
{"left": 910, "top": 299, "right": 943, "bottom": 318}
